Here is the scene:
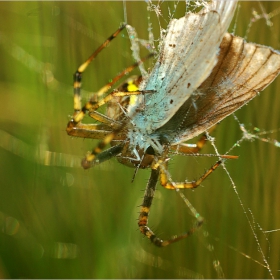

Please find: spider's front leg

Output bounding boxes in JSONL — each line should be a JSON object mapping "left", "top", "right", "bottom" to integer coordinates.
{"left": 66, "top": 25, "right": 128, "bottom": 149}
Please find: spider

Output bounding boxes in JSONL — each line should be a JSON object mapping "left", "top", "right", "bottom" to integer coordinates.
{"left": 67, "top": 2, "right": 280, "bottom": 247}
{"left": 66, "top": 24, "right": 223, "bottom": 246}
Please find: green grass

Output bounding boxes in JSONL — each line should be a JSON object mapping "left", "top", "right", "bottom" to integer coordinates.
{"left": 0, "top": 2, "right": 279, "bottom": 278}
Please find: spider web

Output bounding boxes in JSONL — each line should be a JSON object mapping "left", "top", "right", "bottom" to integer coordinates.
{"left": 123, "top": 1, "right": 280, "bottom": 278}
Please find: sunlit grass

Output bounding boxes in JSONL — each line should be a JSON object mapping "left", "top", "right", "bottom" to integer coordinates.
{"left": 0, "top": 2, "right": 279, "bottom": 278}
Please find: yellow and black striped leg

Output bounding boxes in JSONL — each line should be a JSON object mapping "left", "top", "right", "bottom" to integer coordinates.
{"left": 159, "top": 159, "right": 223, "bottom": 190}
{"left": 80, "top": 127, "right": 124, "bottom": 169}
{"left": 138, "top": 168, "right": 161, "bottom": 245}
{"left": 82, "top": 143, "right": 124, "bottom": 169}
{"left": 138, "top": 163, "right": 204, "bottom": 247}
{"left": 72, "top": 24, "right": 127, "bottom": 124}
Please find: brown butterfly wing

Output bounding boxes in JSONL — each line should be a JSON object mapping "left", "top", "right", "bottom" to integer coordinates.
{"left": 155, "top": 33, "right": 280, "bottom": 144}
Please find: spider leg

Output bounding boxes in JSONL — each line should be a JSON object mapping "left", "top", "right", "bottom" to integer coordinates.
{"left": 138, "top": 161, "right": 204, "bottom": 247}
{"left": 159, "top": 159, "right": 223, "bottom": 190}
{"left": 67, "top": 122, "right": 126, "bottom": 140}
{"left": 82, "top": 143, "right": 124, "bottom": 169}
{"left": 73, "top": 25, "right": 127, "bottom": 118}
{"left": 67, "top": 25, "right": 128, "bottom": 140}
{"left": 138, "top": 152, "right": 224, "bottom": 246}
{"left": 88, "top": 111, "right": 122, "bottom": 129}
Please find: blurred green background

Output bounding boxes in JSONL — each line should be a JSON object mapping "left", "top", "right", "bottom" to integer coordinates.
{"left": 0, "top": 1, "right": 279, "bottom": 278}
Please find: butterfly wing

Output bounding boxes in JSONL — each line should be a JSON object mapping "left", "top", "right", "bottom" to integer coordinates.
{"left": 155, "top": 33, "right": 280, "bottom": 144}
{"left": 131, "top": 1, "right": 237, "bottom": 134}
